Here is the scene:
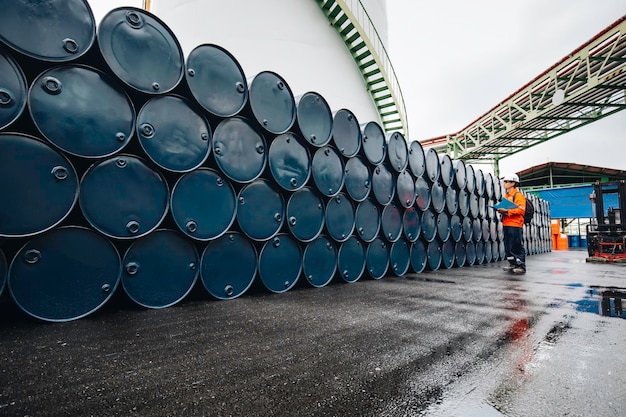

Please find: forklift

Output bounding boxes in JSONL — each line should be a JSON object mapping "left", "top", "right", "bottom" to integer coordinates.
{"left": 586, "top": 180, "right": 626, "bottom": 262}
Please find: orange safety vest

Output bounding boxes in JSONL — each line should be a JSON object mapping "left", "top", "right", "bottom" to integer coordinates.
{"left": 501, "top": 188, "right": 526, "bottom": 228}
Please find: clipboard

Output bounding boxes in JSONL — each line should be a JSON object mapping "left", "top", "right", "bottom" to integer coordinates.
{"left": 490, "top": 199, "right": 519, "bottom": 210}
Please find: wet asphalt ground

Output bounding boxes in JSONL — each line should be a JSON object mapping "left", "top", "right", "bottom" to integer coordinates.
{"left": 0, "top": 249, "right": 625, "bottom": 417}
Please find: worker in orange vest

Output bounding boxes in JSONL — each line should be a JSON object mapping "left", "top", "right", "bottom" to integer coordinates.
{"left": 498, "top": 173, "right": 526, "bottom": 274}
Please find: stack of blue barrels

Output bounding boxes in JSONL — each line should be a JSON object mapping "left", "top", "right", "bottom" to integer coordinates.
{"left": 0, "top": 1, "right": 551, "bottom": 322}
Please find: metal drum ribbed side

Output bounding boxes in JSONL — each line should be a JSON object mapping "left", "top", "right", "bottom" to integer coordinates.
{"left": 170, "top": 168, "right": 237, "bottom": 241}
{"left": 0, "top": 133, "right": 78, "bottom": 238}
{"left": 258, "top": 233, "right": 302, "bottom": 293}
{"left": 410, "top": 240, "right": 427, "bottom": 273}
{"left": 408, "top": 140, "right": 425, "bottom": 178}
{"left": 248, "top": 71, "right": 296, "bottom": 135}
{"left": 371, "top": 162, "right": 395, "bottom": 206}
{"left": 396, "top": 170, "right": 416, "bottom": 208}
{"left": 337, "top": 236, "right": 366, "bottom": 283}
{"left": 97, "top": 7, "right": 184, "bottom": 94}
{"left": 201, "top": 232, "right": 257, "bottom": 300}
{"left": 402, "top": 206, "right": 421, "bottom": 243}
{"left": 366, "top": 237, "right": 389, "bottom": 280}
{"left": 354, "top": 198, "right": 381, "bottom": 243}
{"left": 79, "top": 155, "right": 169, "bottom": 239}
{"left": 28, "top": 65, "right": 135, "bottom": 158}
{"left": 185, "top": 43, "right": 248, "bottom": 118}
{"left": 344, "top": 156, "right": 371, "bottom": 202}
{"left": 386, "top": 131, "right": 408, "bottom": 173}
{"left": 8, "top": 226, "right": 120, "bottom": 322}
{"left": 237, "top": 178, "right": 285, "bottom": 241}
{"left": 360, "top": 121, "right": 386, "bottom": 166}
{"left": 311, "top": 145, "right": 344, "bottom": 197}
{"left": 390, "top": 238, "right": 410, "bottom": 276}
{"left": 286, "top": 187, "right": 325, "bottom": 243}
{"left": 381, "top": 203, "right": 403, "bottom": 243}
{"left": 0, "top": 47, "right": 28, "bottom": 130}
{"left": 295, "top": 91, "right": 333, "bottom": 148}
{"left": 302, "top": 235, "right": 337, "bottom": 288}
{"left": 122, "top": 229, "right": 199, "bottom": 309}
{"left": 332, "top": 108, "right": 361, "bottom": 158}
{"left": 136, "top": 95, "right": 211, "bottom": 173}
{"left": 268, "top": 132, "right": 311, "bottom": 191}
{"left": 325, "top": 193, "right": 355, "bottom": 243}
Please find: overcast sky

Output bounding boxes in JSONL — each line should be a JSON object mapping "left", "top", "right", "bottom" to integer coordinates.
{"left": 386, "top": 1, "right": 626, "bottom": 174}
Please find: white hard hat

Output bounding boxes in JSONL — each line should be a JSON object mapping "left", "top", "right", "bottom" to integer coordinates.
{"left": 500, "top": 173, "right": 519, "bottom": 183}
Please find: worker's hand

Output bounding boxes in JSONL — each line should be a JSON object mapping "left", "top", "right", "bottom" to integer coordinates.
{"left": 496, "top": 208, "right": 507, "bottom": 214}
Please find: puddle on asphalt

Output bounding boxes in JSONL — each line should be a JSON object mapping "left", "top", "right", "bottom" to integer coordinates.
{"left": 571, "top": 284, "right": 626, "bottom": 319}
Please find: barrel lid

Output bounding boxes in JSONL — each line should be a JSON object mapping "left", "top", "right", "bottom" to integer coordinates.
{"left": 8, "top": 226, "right": 120, "bottom": 322}
{"left": 386, "top": 132, "right": 408, "bottom": 173}
{"left": 462, "top": 216, "right": 474, "bottom": 242}
{"left": 332, "top": 109, "right": 361, "bottom": 158}
{"left": 296, "top": 91, "right": 333, "bottom": 147}
{"left": 371, "top": 163, "right": 395, "bottom": 206}
{"left": 249, "top": 71, "right": 296, "bottom": 134}
{"left": 381, "top": 203, "right": 403, "bottom": 243}
{"left": 441, "top": 239, "right": 456, "bottom": 269}
{"left": 354, "top": 198, "right": 380, "bottom": 243}
{"left": 361, "top": 121, "right": 386, "bottom": 166}
{"left": 484, "top": 172, "right": 494, "bottom": 198}
{"left": 452, "top": 159, "right": 467, "bottom": 190}
{"left": 396, "top": 170, "right": 416, "bottom": 208}
{"left": 325, "top": 193, "right": 355, "bottom": 243}
{"left": 455, "top": 241, "right": 467, "bottom": 267}
{"left": 472, "top": 218, "right": 482, "bottom": 242}
{"left": 481, "top": 218, "right": 490, "bottom": 242}
{"left": 427, "top": 240, "right": 442, "bottom": 271}
{"left": 137, "top": 95, "right": 211, "bottom": 173}
{"left": 450, "top": 214, "right": 463, "bottom": 242}
{"left": 268, "top": 132, "right": 311, "bottom": 191}
{"left": 431, "top": 180, "right": 446, "bottom": 213}
{"left": 421, "top": 208, "right": 437, "bottom": 243}
{"left": 311, "top": 145, "right": 344, "bottom": 197}
{"left": 366, "top": 237, "right": 389, "bottom": 279}
{"left": 97, "top": 7, "right": 184, "bottom": 94}
{"left": 337, "top": 236, "right": 366, "bottom": 283}
{"left": 258, "top": 234, "right": 302, "bottom": 293}
{"left": 286, "top": 187, "right": 325, "bottom": 243}
{"left": 185, "top": 43, "right": 248, "bottom": 117}
{"left": 344, "top": 156, "right": 371, "bottom": 202}
{"left": 0, "top": 133, "right": 78, "bottom": 238}
{"left": 201, "top": 232, "right": 257, "bottom": 300}
{"left": 439, "top": 154, "right": 454, "bottom": 187}
{"left": 484, "top": 240, "right": 493, "bottom": 263}
{"left": 414, "top": 175, "right": 431, "bottom": 211}
{"left": 0, "top": 48, "right": 28, "bottom": 130}
{"left": 213, "top": 117, "right": 267, "bottom": 183}
{"left": 445, "top": 186, "right": 458, "bottom": 214}
{"left": 469, "top": 193, "right": 480, "bottom": 218}
{"left": 402, "top": 206, "right": 421, "bottom": 242}
{"left": 437, "top": 212, "right": 451, "bottom": 242}
{"left": 465, "top": 164, "right": 476, "bottom": 193}
{"left": 28, "top": 65, "right": 135, "bottom": 158}
{"left": 474, "top": 168, "right": 485, "bottom": 196}
{"left": 79, "top": 154, "right": 169, "bottom": 239}
{"left": 410, "top": 239, "right": 427, "bottom": 273}
{"left": 425, "top": 148, "right": 440, "bottom": 183}
{"left": 475, "top": 240, "right": 485, "bottom": 264}
{"left": 122, "top": 229, "right": 199, "bottom": 309}
{"left": 458, "top": 188, "right": 470, "bottom": 217}
{"left": 390, "top": 239, "right": 410, "bottom": 276}
{"left": 0, "top": 0, "right": 95, "bottom": 62}
{"left": 465, "top": 240, "right": 477, "bottom": 265}
{"left": 170, "top": 169, "right": 237, "bottom": 241}
{"left": 237, "top": 179, "right": 284, "bottom": 241}
{"left": 302, "top": 235, "right": 337, "bottom": 288}
{"left": 408, "top": 140, "right": 425, "bottom": 178}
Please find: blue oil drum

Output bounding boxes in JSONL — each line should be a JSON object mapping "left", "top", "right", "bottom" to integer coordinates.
{"left": 366, "top": 237, "right": 389, "bottom": 279}
{"left": 478, "top": 196, "right": 486, "bottom": 219}
{"left": 402, "top": 206, "right": 421, "bottom": 242}
{"left": 465, "top": 164, "right": 476, "bottom": 194}
{"left": 0, "top": 0, "right": 95, "bottom": 62}
{"left": 390, "top": 238, "right": 410, "bottom": 276}
{"left": 0, "top": 47, "right": 27, "bottom": 130}
{"left": 286, "top": 187, "right": 325, "bottom": 242}
{"left": 494, "top": 178, "right": 503, "bottom": 200}
{"left": 472, "top": 218, "right": 482, "bottom": 242}
{"left": 185, "top": 43, "right": 248, "bottom": 118}
{"left": 475, "top": 240, "right": 485, "bottom": 264}
{"left": 431, "top": 180, "right": 446, "bottom": 214}
{"left": 354, "top": 198, "right": 380, "bottom": 243}
{"left": 474, "top": 168, "right": 485, "bottom": 197}
{"left": 469, "top": 193, "right": 480, "bottom": 218}
{"left": 437, "top": 212, "right": 451, "bottom": 242}
{"left": 486, "top": 202, "right": 496, "bottom": 221}
{"left": 0, "top": 133, "right": 78, "bottom": 238}
{"left": 0, "top": 249, "right": 6, "bottom": 296}
{"left": 332, "top": 108, "right": 361, "bottom": 158}
{"left": 462, "top": 217, "right": 474, "bottom": 242}
{"left": 455, "top": 241, "right": 466, "bottom": 267}
{"left": 490, "top": 220, "right": 498, "bottom": 241}
{"left": 408, "top": 140, "right": 426, "bottom": 178}
{"left": 337, "top": 236, "right": 366, "bottom": 283}
{"left": 360, "top": 121, "right": 387, "bottom": 166}
{"left": 97, "top": 7, "right": 184, "bottom": 94}
{"left": 452, "top": 159, "right": 466, "bottom": 190}
{"left": 258, "top": 233, "right": 302, "bottom": 293}
{"left": 212, "top": 116, "right": 267, "bottom": 184}
{"left": 325, "top": 193, "right": 355, "bottom": 243}
{"left": 295, "top": 91, "right": 333, "bottom": 147}
{"left": 386, "top": 131, "right": 409, "bottom": 173}
{"left": 396, "top": 170, "right": 416, "bottom": 208}
{"left": 170, "top": 168, "right": 237, "bottom": 241}
{"left": 136, "top": 95, "right": 211, "bottom": 173}
{"left": 439, "top": 154, "right": 454, "bottom": 188}
{"left": 268, "top": 132, "right": 311, "bottom": 191}
{"left": 302, "top": 235, "right": 337, "bottom": 288}
{"left": 410, "top": 240, "right": 427, "bottom": 273}
{"left": 381, "top": 203, "right": 403, "bottom": 243}
{"left": 122, "top": 229, "right": 199, "bottom": 309}
{"left": 484, "top": 172, "right": 494, "bottom": 199}
{"left": 445, "top": 186, "right": 458, "bottom": 215}
{"left": 344, "top": 156, "right": 371, "bottom": 202}
{"left": 237, "top": 179, "right": 284, "bottom": 241}
{"left": 450, "top": 214, "right": 462, "bottom": 242}
{"left": 499, "top": 240, "right": 506, "bottom": 259}
{"left": 311, "top": 145, "right": 344, "bottom": 197}
{"left": 424, "top": 148, "right": 440, "bottom": 183}
{"left": 248, "top": 71, "right": 296, "bottom": 135}
{"left": 421, "top": 208, "right": 437, "bottom": 243}
{"left": 371, "top": 163, "right": 395, "bottom": 206}
{"left": 441, "top": 239, "right": 455, "bottom": 269}
{"left": 465, "top": 241, "right": 477, "bottom": 266}
{"left": 427, "top": 240, "right": 442, "bottom": 271}
{"left": 28, "top": 65, "right": 135, "bottom": 158}
{"left": 201, "top": 232, "right": 257, "bottom": 300}
{"left": 482, "top": 218, "right": 490, "bottom": 242}
{"left": 492, "top": 239, "right": 500, "bottom": 262}
{"left": 79, "top": 154, "right": 169, "bottom": 239}
{"left": 484, "top": 240, "right": 493, "bottom": 263}
{"left": 8, "top": 226, "right": 120, "bottom": 322}
{"left": 497, "top": 220, "right": 504, "bottom": 241}
{"left": 458, "top": 188, "right": 470, "bottom": 217}
{"left": 414, "top": 175, "right": 431, "bottom": 211}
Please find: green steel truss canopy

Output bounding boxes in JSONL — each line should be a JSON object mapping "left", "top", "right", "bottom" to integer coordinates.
{"left": 316, "top": 0, "right": 409, "bottom": 137}
{"left": 422, "top": 15, "right": 626, "bottom": 172}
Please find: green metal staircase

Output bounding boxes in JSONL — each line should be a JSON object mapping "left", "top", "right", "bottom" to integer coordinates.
{"left": 316, "top": 0, "right": 409, "bottom": 137}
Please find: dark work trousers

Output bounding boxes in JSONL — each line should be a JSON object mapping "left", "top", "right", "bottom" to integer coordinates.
{"left": 503, "top": 225, "right": 526, "bottom": 269}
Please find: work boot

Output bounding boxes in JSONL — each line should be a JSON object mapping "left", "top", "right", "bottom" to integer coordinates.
{"left": 502, "top": 264, "right": 515, "bottom": 272}
{"left": 512, "top": 267, "right": 526, "bottom": 274}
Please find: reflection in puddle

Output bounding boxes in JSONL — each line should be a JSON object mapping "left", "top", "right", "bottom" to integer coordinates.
{"left": 572, "top": 284, "right": 626, "bottom": 319}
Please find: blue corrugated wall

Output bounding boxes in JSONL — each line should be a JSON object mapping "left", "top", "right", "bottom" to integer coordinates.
{"left": 536, "top": 185, "right": 618, "bottom": 219}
